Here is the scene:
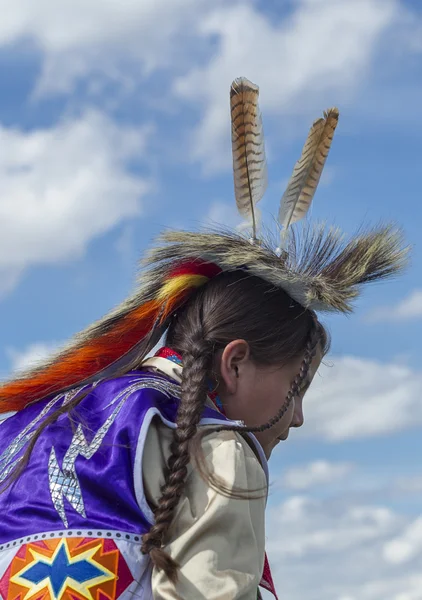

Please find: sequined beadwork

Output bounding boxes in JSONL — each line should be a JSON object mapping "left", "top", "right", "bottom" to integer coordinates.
{"left": 48, "top": 377, "right": 181, "bottom": 526}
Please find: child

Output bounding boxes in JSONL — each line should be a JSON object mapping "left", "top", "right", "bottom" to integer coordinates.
{"left": 0, "top": 79, "right": 407, "bottom": 599}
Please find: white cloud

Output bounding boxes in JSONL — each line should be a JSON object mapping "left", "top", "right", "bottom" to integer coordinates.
{"left": 383, "top": 517, "right": 422, "bottom": 565}
{"left": 114, "top": 223, "right": 137, "bottom": 265}
{"left": 0, "top": 110, "right": 151, "bottom": 292}
{"left": 0, "top": 268, "right": 24, "bottom": 300}
{"left": 395, "top": 475, "right": 422, "bottom": 494}
{"left": 1, "top": 0, "right": 420, "bottom": 178}
{"left": 201, "top": 200, "right": 259, "bottom": 233}
{"left": 368, "top": 289, "right": 422, "bottom": 322}
{"left": 0, "top": 342, "right": 60, "bottom": 421}
{"left": 174, "top": 0, "right": 400, "bottom": 172}
{"left": 282, "top": 460, "right": 354, "bottom": 491}
{"left": 319, "top": 165, "right": 337, "bottom": 188}
{"left": 5, "top": 342, "right": 60, "bottom": 373}
{"left": 303, "top": 356, "right": 422, "bottom": 442}
{"left": 268, "top": 495, "right": 398, "bottom": 560}
{"left": 203, "top": 200, "right": 242, "bottom": 229}
{"left": 4, "top": 336, "right": 163, "bottom": 379}
{"left": 0, "top": 0, "right": 221, "bottom": 97}
{"left": 264, "top": 493, "right": 422, "bottom": 600}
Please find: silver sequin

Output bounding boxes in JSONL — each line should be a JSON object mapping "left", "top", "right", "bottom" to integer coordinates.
{"left": 49, "top": 377, "right": 181, "bottom": 526}
{"left": 0, "top": 388, "right": 83, "bottom": 485}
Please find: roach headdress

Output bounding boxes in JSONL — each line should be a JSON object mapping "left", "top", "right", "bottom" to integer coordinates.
{"left": 0, "top": 78, "right": 408, "bottom": 412}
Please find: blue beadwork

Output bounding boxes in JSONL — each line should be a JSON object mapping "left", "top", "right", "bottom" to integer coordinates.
{"left": 20, "top": 543, "right": 105, "bottom": 597}
{"left": 166, "top": 355, "right": 182, "bottom": 366}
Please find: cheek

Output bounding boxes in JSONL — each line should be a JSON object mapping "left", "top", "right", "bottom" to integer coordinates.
{"left": 253, "top": 395, "right": 295, "bottom": 457}
{"left": 224, "top": 373, "right": 263, "bottom": 424}
{"left": 233, "top": 376, "right": 279, "bottom": 425}
{"left": 232, "top": 371, "right": 294, "bottom": 432}
{"left": 257, "top": 377, "right": 294, "bottom": 427}
{"left": 269, "top": 378, "right": 290, "bottom": 410}
{"left": 276, "top": 395, "right": 295, "bottom": 433}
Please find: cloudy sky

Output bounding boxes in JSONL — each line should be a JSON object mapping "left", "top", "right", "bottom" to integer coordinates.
{"left": 0, "top": 0, "right": 421, "bottom": 598}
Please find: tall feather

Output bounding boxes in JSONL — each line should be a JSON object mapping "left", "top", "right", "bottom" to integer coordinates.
{"left": 278, "top": 108, "right": 339, "bottom": 238}
{"left": 230, "top": 77, "right": 267, "bottom": 240}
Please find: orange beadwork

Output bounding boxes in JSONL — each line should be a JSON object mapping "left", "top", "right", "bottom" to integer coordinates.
{"left": 0, "top": 537, "right": 134, "bottom": 600}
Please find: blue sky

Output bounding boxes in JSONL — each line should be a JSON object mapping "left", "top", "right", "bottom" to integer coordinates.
{"left": 0, "top": 0, "right": 421, "bottom": 597}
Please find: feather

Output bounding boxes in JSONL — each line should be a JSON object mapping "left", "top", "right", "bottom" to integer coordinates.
{"left": 1, "top": 220, "right": 408, "bottom": 413}
{"left": 0, "top": 262, "right": 218, "bottom": 412}
{"left": 230, "top": 77, "right": 267, "bottom": 240}
{"left": 278, "top": 108, "right": 339, "bottom": 235}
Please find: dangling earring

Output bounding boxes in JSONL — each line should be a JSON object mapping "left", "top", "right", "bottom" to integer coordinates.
{"left": 208, "top": 378, "right": 220, "bottom": 395}
{"left": 207, "top": 377, "right": 225, "bottom": 415}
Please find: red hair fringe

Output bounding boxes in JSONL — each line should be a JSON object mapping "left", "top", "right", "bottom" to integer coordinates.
{"left": 0, "top": 260, "right": 221, "bottom": 413}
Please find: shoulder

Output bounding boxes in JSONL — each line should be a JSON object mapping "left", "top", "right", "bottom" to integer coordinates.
{"left": 88, "top": 369, "right": 181, "bottom": 420}
{"left": 144, "top": 420, "right": 267, "bottom": 508}
{"left": 149, "top": 428, "right": 267, "bottom": 599}
{"left": 94, "top": 368, "right": 180, "bottom": 397}
{"left": 197, "top": 428, "right": 268, "bottom": 491}
{"left": 147, "top": 417, "right": 264, "bottom": 469}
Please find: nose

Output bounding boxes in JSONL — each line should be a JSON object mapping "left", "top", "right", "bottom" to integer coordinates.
{"left": 291, "top": 398, "right": 304, "bottom": 428}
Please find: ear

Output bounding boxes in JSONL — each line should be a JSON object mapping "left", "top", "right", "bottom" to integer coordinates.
{"left": 218, "top": 339, "right": 251, "bottom": 394}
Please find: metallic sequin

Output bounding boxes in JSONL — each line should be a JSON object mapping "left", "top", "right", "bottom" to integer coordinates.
{"left": 49, "top": 377, "right": 181, "bottom": 526}
{"left": 0, "top": 388, "right": 83, "bottom": 485}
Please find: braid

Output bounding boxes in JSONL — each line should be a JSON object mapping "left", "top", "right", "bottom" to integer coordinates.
{"left": 141, "top": 304, "right": 323, "bottom": 575}
{"left": 141, "top": 338, "right": 212, "bottom": 582}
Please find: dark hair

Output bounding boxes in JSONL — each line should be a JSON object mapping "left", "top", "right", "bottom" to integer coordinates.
{"left": 140, "top": 270, "right": 329, "bottom": 580}
{"left": 0, "top": 269, "right": 328, "bottom": 583}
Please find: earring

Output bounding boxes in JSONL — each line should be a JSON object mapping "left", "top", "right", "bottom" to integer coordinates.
{"left": 208, "top": 378, "right": 220, "bottom": 394}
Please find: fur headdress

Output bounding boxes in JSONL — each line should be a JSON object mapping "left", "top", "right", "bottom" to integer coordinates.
{"left": 0, "top": 78, "right": 408, "bottom": 412}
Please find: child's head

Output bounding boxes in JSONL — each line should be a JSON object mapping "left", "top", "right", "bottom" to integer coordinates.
{"left": 166, "top": 270, "right": 329, "bottom": 455}
{"left": 216, "top": 338, "right": 323, "bottom": 457}
{"left": 142, "top": 270, "right": 329, "bottom": 576}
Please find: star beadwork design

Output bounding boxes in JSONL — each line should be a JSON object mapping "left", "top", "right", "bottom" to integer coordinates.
{"left": 1, "top": 538, "right": 132, "bottom": 600}
{"left": 18, "top": 543, "right": 106, "bottom": 599}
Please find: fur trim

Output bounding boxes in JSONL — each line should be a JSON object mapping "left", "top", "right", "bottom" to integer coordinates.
{"left": 144, "top": 224, "right": 409, "bottom": 313}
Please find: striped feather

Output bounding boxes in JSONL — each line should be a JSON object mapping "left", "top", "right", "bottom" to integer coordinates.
{"left": 278, "top": 108, "right": 339, "bottom": 233}
{"left": 230, "top": 77, "right": 267, "bottom": 239}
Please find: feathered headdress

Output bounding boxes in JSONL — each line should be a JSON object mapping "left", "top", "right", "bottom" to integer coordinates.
{"left": 0, "top": 77, "right": 408, "bottom": 413}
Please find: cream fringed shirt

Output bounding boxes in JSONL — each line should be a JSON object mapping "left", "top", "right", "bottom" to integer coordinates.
{"left": 141, "top": 357, "right": 268, "bottom": 599}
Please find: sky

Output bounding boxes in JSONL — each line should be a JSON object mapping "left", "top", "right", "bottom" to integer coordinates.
{"left": 0, "top": 0, "right": 421, "bottom": 597}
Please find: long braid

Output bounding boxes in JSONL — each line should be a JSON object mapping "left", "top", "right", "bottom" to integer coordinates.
{"left": 141, "top": 338, "right": 212, "bottom": 581}
{"left": 140, "top": 289, "right": 324, "bottom": 578}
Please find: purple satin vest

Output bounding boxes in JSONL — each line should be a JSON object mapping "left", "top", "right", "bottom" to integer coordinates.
{"left": 0, "top": 369, "right": 267, "bottom": 600}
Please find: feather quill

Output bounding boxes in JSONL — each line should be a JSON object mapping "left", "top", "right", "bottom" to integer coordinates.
{"left": 278, "top": 108, "right": 339, "bottom": 238}
{"left": 230, "top": 77, "right": 267, "bottom": 240}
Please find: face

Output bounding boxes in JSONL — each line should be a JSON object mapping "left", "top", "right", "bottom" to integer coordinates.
{"left": 216, "top": 340, "right": 322, "bottom": 459}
